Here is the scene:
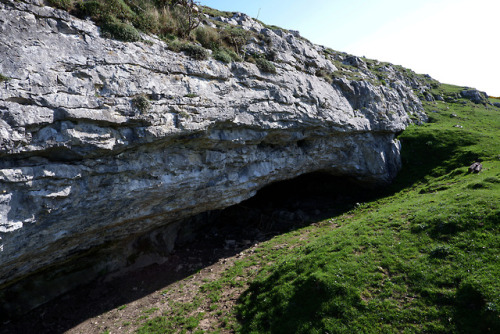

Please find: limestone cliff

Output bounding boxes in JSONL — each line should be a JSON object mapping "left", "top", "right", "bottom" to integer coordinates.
{"left": 0, "top": 0, "right": 429, "bottom": 317}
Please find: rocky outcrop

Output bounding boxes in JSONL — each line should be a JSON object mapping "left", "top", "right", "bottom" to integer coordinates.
{"left": 0, "top": 0, "right": 426, "bottom": 317}
{"left": 460, "top": 89, "right": 489, "bottom": 104}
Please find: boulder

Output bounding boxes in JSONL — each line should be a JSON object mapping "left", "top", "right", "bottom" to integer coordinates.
{"left": 461, "top": 89, "right": 488, "bottom": 104}
{"left": 342, "top": 55, "right": 367, "bottom": 69}
{"left": 433, "top": 94, "right": 444, "bottom": 101}
{"left": 424, "top": 92, "right": 435, "bottom": 102}
{"left": 469, "top": 162, "right": 482, "bottom": 173}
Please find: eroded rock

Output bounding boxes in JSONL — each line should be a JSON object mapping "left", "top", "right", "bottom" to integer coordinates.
{"left": 461, "top": 89, "right": 488, "bottom": 104}
{"left": 0, "top": 0, "right": 427, "bottom": 318}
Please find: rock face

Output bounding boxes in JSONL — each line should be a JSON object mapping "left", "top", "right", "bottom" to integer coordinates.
{"left": 0, "top": 0, "right": 426, "bottom": 317}
{"left": 461, "top": 89, "right": 488, "bottom": 104}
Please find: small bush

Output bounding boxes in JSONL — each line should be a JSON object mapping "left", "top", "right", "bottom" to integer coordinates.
{"left": 167, "top": 40, "right": 184, "bottom": 52}
{"left": 315, "top": 68, "right": 333, "bottom": 83}
{"left": 101, "top": 16, "right": 141, "bottom": 42}
{"left": 76, "top": 0, "right": 104, "bottom": 18}
{"left": 169, "top": 41, "right": 208, "bottom": 60}
{"left": 194, "top": 26, "right": 221, "bottom": 50}
{"left": 220, "top": 26, "right": 250, "bottom": 55}
{"left": 132, "top": 95, "right": 150, "bottom": 113}
{"left": 0, "top": 74, "right": 9, "bottom": 82}
{"left": 213, "top": 49, "right": 232, "bottom": 63}
{"left": 226, "top": 48, "right": 242, "bottom": 62}
{"left": 133, "top": 10, "right": 160, "bottom": 33}
{"left": 183, "top": 43, "right": 208, "bottom": 60}
{"left": 246, "top": 55, "right": 256, "bottom": 64}
{"left": 103, "top": 0, "right": 135, "bottom": 20}
{"left": 157, "top": 7, "right": 179, "bottom": 36}
{"left": 77, "top": 0, "right": 134, "bottom": 20}
{"left": 255, "top": 57, "right": 276, "bottom": 74}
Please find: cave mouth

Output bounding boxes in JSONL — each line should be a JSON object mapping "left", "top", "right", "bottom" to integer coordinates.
{"left": 2, "top": 172, "right": 376, "bottom": 331}
{"left": 174, "top": 171, "right": 377, "bottom": 250}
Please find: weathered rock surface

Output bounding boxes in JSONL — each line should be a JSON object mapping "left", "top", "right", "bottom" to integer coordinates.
{"left": 461, "top": 88, "right": 489, "bottom": 104}
{"left": 0, "top": 0, "right": 427, "bottom": 317}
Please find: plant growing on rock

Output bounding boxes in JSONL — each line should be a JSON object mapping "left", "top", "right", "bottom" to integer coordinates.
{"left": 315, "top": 68, "right": 333, "bottom": 83}
{"left": 0, "top": 74, "right": 10, "bottom": 82}
{"left": 100, "top": 16, "right": 141, "bottom": 42}
{"left": 194, "top": 26, "right": 221, "bottom": 50}
{"left": 213, "top": 47, "right": 241, "bottom": 63}
{"left": 220, "top": 26, "right": 250, "bottom": 56}
{"left": 160, "top": 0, "right": 202, "bottom": 38}
{"left": 213, "top": 49, "right": 232, "bottom": 63}
{"left": 46, "top": 0, "right": 75, "bottom": 10}
{"left": 132, "top": 95, "right": 150, "bottom": 113}
{"left": 48, "top": 0, "right": 204, "bottom": 42}
{"left": 255, "top": 57, "right": 276, "bottom": 74}
{"left": 169, "top": 41, "right": 208, "bottom": 60}
{"left": 182, "top": 43, "right": 208, "bottom": 60}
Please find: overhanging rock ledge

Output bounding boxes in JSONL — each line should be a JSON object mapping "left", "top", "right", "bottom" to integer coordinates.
{"left": 0, "top": 0, "right": 428, "bottom": 317}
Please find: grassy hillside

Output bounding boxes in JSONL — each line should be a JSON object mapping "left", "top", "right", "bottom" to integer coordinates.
{"left": 136, "top": 85, "right": 500, "bottom": 333}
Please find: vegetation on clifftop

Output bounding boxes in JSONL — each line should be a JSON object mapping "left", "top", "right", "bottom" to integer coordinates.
{"left": 46, "top": 0, "right": 253, "bottom": 63}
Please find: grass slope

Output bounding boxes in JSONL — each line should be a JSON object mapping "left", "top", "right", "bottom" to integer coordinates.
{"left": 135, "top": 86, "right": 499, "bottom": 333}
{"left": 235, "top": 87, "right": 500, "bottom": 333}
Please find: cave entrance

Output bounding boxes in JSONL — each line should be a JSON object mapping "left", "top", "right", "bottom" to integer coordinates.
{"left": 175, "top": 171, "right": 375, "bottom": 251}
{"left": 2, "top": 172, "right": 376, "bottom": 332}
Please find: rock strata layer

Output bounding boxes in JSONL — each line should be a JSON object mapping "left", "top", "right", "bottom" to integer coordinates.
{"left": 0, "top": 0, "right": 427, "bottom": 317}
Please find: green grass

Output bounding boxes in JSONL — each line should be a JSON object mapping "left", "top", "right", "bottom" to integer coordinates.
{"left": 136, "top": 298, "right": 204, "bottom": 334}
{"left": 489, "top": 97, "right": 500, "bottom": 105}
{"left": 0, "top": 73, "right": 9, "bottom": 82}
{"left": 237, "top": 86, "right": 500, "bottom": 334}
{"left": 199, "top": 5, "right": 235, "bottom": 19}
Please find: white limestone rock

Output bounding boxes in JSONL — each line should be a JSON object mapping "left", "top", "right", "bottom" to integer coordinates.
{"left": 0, "top": 0, "right": 428, "bottom": 317}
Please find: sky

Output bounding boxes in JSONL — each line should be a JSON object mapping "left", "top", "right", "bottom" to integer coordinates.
{"left": 199, "top": 0, "right": 500, "bottom": 96}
